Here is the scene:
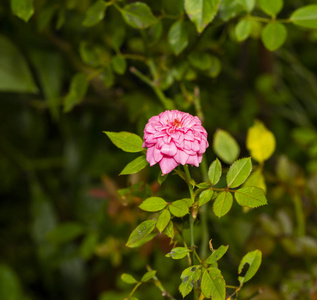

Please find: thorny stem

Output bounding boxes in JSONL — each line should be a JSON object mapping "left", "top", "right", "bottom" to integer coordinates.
{"left": 146, "top": 266, "right": 177, "bottom": 300}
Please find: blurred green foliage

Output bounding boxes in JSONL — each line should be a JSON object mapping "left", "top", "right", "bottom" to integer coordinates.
{"left": 1, "top": 0, "right": 317, "bottom": 299}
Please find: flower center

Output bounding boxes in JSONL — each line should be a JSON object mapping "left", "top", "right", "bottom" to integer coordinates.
{"left": 171, "top": 118, "right": 182, "bottom": 128}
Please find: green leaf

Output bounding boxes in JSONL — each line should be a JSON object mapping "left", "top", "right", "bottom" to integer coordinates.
{"left": 64, "top": 72, "right": 89, "bottom": 112}
{"left": 179, "top": 266, "right": 202, "bottom": 298}
{"left": 238, "top": 250, "right": 262, "bottom": 285}
{"left": 100, "top": 66, "right": 114, "bottom": 88}
{"left": 139, "top": 197, "right": 167, "bottom": 212}
{"left": 121, "top": 2, "right": 157, "bottom": 29}
{"left": 213, "top": 191, "right": 233, "bottom": 218}
{"left": 30, "top": 51, "right": 63, "bottom": 120}
{"left": 261, "top": 22, "right": 287, "bottom": 51}
{"left": 243, "top": 169, "right": 267, "bottom": 192}
{"left": 112, "top": 55, "right": 127, "bottom": 75}
{"left": 208, "top": 158, "right": 222, "bottom": 185}
{"left": 156, "top": 209, "right": 171, "bottom": 232}
{"left": 120, "top": 155, "right": 148, "bottom": 175}
{"left": 197, "top": 182, "right": 212, "bottom": 189}
{"left": 205, "top": 245, "right": 229, "bottom": 264}
{"left": 79, "top": 42, "right": 102, "bottom": 67}
{"left": 219, "top": 0, "right": 244, "bottom": 21}
{"left": 258, "top": 0, "right": 283, "bottom": 16}
{"left": 236, "top": 0, "right": 255, "bottom": 12}
{"left": 235, "top": 18, "right": 251, "bottom": 42}
{"left": 111, "top": 27, "right": 126, "bottom": 51}
{"left": 0, "top": 263, "right": 23, "bottom": 300}
{"left": 184, "top": 197, "right": 194, "bottom": 207}
{"left": 201, "top": 268, "right": 226, "bottom": 300}
{"left": 290, "top": 5, "right": 317, "bottom": 29}
{"left": 79, "top": 232, "right": 99, "bottom": 259}
{"left": 205, "top": 56, "right": 222, "bottom": 78}
{"left": 46, "top": 222, "right": 85, "bottom": 244}
{"left": 83, "top": 0, "right": 107, "bottom": 27}
{"left": 234, "top": 187, "right": 267, "bottom": 208}
{"left": 184, "top": 0, "right": 220, "bottom": 33}
{"left": 213, "top": 129, "right": 240, "bottom": 164}
{"left": 11, "top": 0, "right": 34, "bottom": 22}
{"left": 126, "top": 220, "right": 156, "bottom": 248}
{"left": 147, "top": 20, "right": 163, "bottom": 44}
{"left": 166, "top": 247, "right": 191, "bottom": 259}
{"left": 158, "top": 173, "right": 168, "bottom": 185}
{"left": 188, "top": 52, "right": 213, "bottom": 71}
{"left": 141, "top": 270, "right": 156, "bottom": 282}
{"left": 199, "top": 189, "right": 214, "bottom": 207}
{"left": 163, "top": 221, "right": 175, "bottom": 239}
{"left": 169, "top": 200, "right": 189, "bottom": 217}
{"left": 168, "top": 20, "right": 189, "bottom": 56}
{"left": 121, "top": 273, "right": 138, "bottom": 284}
{"left": 0, "top": 35, "right": 38, "bottom": 93}
{"left": 227, "top": 158, "right": 252, "bottom": 188}
{"left": 104, "top": 131, "right": 143, "bottom": 153}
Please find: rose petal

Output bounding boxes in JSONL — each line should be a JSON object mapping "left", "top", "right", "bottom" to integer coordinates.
{"left": 154, "top": 146, "right": 163, "bottom": 162}
{"left": 159, "top": 157, "right": 179, "bottom": 174}
{"left": 186, "top": 155, "right": 199, "bottom": 167}
{"left": 174, "top": 150, "right": 189, "bottom": 165}
{"left": 161, "top": 142, "right": 177, "bottom": 156}
{"left": 191, "top": 141, "right": 200, "bottom": 152}
{"left": 146, "top": 146, "right": 156, "bottom": 166}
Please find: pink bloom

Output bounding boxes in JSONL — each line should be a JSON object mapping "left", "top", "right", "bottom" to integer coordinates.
{"left": 143, "top": 110, "right": 209, "bottom": 175}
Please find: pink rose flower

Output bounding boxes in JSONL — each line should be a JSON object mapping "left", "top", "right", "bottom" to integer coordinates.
{"left": 143, "top": 110, "right": 209, "bottom": 175}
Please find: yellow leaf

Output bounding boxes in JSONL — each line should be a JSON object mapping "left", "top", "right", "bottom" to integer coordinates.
{"left": 247, "top": 120, "right": 275, "bottom": 163}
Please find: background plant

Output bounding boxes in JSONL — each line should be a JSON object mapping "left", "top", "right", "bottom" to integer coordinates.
{"left": 1, "top": 0, "right": 317, "bottom": 299}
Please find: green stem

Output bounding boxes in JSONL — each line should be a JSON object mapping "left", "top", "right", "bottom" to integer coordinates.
{"left": 184, "top": 165, "right": 196, "bottom": 266}
{"left": 122, "top": 53, "right": 147, "bottom": 61}
{"left": 293, "top": 193, "right": 305, "bottom": 236}
{"left": 146, "top": 266, "right": 176, "bottom": 300}
{"left": 249, "top": 15, "right": 270, "bottom": 23}
{"left": 193, "top": 86, "right": 204, "bottom": 122}
{"left": 127, "top": 282, "right": 142, "bottom": 299}
{"left": 192, "top": 86, "right": 210, "bottom": 260}
{"left": 189, "top": 214, "right": 195, "bottom": 263}
{"left": 199, "top": 156, "right": 209, "bottom": 260}
{"left": 129, "top": 66, "right": 174, "bottom": 110}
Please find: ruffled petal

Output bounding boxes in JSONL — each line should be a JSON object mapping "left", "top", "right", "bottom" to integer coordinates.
{"left": 146, "top": 146, "right": 156, "bottom": 166}
{"left": 186, "top": 155, "right": 199, "bottom": 167}
{"left": 159, "top": 157, "right": 179, "bottom": 174}
{"left": 161, "top": 142, "right": 177, "bottom": 156}
{"left": 191, "top": 140, "right": 200, "bottom": 152}
{"left": 154, "top": 146, "right": 163, "bottom": 162}
{"left": 174, "top": 150, "right": 189, "bottom": 165}
{"left": 198, "top": 140, "right": 207, "bottom": 154}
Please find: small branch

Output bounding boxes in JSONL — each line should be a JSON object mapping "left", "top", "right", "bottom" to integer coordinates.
{"left": 146, "top": 266, "right": 176, "bottom": 300}
{"left": 130, "top": 66, "right": 175, "bottom": 110}
{"left": 122, "top": 53, "right": 147, "bottom": 62}
{"left": 125, "top": 282, "right": 142, "bottom": 300}
{"left": 249, "top": 16, "right": 270, "bottom": 23}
